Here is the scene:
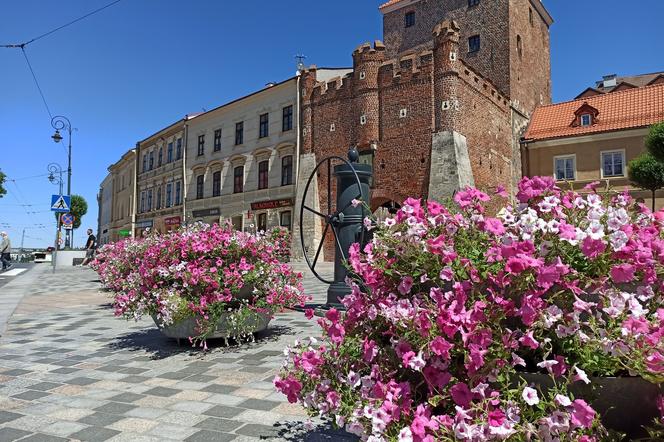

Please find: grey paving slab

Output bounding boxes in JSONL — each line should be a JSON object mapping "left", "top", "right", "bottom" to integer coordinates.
{"left": 0, "top": 262, "right": 358, "bottom": 441}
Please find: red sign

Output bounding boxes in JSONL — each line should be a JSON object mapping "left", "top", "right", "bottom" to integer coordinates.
{"left": 250, "top": 199, "right": 293, "bottom": 211}
{"left": 164, "top": 216, "right": 181, "bottom": 226}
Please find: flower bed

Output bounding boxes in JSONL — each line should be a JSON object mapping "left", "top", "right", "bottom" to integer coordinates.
{"left": 91, "top": 223, "right": 307, "bottom": 345}
{"left": 276, "top": 177, "right": 664, "bottom": 441}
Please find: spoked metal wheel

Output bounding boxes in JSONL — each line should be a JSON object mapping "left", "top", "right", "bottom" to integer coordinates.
{"left": 299, "top": 156, "right": 365, "bottom": 284}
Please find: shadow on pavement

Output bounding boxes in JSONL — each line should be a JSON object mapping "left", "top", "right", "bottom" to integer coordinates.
{"left": 108, "top": 324, "right": 295, "bottom": 360}
{"left": 275, "top": 420, "right": 359, "bottom": 441}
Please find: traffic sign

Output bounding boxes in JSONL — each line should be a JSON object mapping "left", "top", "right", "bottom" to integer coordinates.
{"left": 61, "top": 213, "right": 75, "bottom": 226}
{"left": 51, "top": 195, "right": 71, "bottom": 212}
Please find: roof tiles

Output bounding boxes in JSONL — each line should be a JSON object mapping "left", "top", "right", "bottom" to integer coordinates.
{"left": 524, "top": 83, "right": 664, "bottom": 142}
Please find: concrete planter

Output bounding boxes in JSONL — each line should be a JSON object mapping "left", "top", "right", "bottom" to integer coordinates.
{"left": 518, "top": 372, "right": 663, "bottom": 438}
{"left": 152, "top": 310, "right": 271, "bottom": 343}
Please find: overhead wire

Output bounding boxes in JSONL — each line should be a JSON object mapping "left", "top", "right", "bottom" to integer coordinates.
{"left": 20, "top": 46, "right": 52, "bottom": 119}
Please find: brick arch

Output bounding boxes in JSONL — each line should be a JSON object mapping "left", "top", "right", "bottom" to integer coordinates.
{"left": 370, "top": 189, "right": 405, "bottom": 213}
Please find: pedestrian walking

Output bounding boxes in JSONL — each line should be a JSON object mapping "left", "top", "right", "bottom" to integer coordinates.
{"left": 81, "top": 228, "right": 97, "bottom": 266}
{"left": 0, "top": 232, "right": 12, "bottom": 271}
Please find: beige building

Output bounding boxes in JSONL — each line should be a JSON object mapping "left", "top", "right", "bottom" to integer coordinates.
{"left": 135, "top": 116, "right": 198, "bottom": 237}
{"left": 108, "top": 149, "right": 135, "bottom": 242}
{"left": 185, "top": 78, "right": 298, "bottom": 232}
{"left": 522, "top": 82, "right": 664, "bottom": 208}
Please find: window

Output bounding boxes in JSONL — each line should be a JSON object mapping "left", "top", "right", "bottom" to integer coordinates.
{"left": 166, "top": 183, "right": 172, "bottom": 208}
{"left": 359, "top": 150, "right": 374, "bottom": 187}
{"left": 259, "top": 113, "right": 269, "bottom": 138}
{"left": 468, "top": 0, "right": 480, "bottom": 6}
{"left": 235, "top": 122, "right": 244, "bottom": 145}
{"left": 580, "top": 114, "right": 593, "bottom": 127}
{"left": 140, "top": 191, "right": 145, "bottom": 213}
{"left": 405, "top": 11, "right": 415, "bottom": 28}
{"left": 149, "top": 151, "right": 154, "bottom": 170}
{"left": 468, "top": 35, "right": 481, "bottom": 53}
{"left": 282, "top": 105, "right": 293, "bottom": 131}
{"left": 167, "top": 142, "right": 173, "bottom": 163}
{"left": 554, "top": 156, "right": 575, "bottom": 181}
{"left": 156, "top": 186, "right": 162, "bottom": 210}
{"left": 602, "top": 151, "right": 625, "bottom": 178}
{"left": 213, "top": 129, "right": 222, "bottom": 151}
{"left": 258, "top": 160, "right": 269, "bottom": 190}
{"left": 197, "top": 135, "right": 205, "bottom": 156}
{"left": 158, "top": 148, "right": 163, "bottom": 167}
{"left": 529, "top": 7, "right": 533, "bottom": 26}
{"left": 142, "top": 154, "right": 147, "bottom": 172}
{"left": 175, "top": 181, "right": 181, "bottom": 205}
{"left": 257, "top": 213, "right": 267, "bottom": 232}
{"left": 517, "top": 35, "right": 523, "bottom": 59}
{"left": 212, "top": 171, "right": 221, "bottom": 196}
{"left": 176, "top": 138, "right": 182, "bottom": 159}
{"left": 196, "top": 175, "right": 204, "bottom": 199}
{"left": 234, "top": 166, "right": 244, "bottom": 193}
{"left": 147, "top": 189, "right": 153, "bottom": 211}
{"left": 281, "top": 155, "right": 293, "bottom": 186}
{"left": 280, "top": 211, "right": 292, "bottom": 230}
{"left": 232, "top": 215, "right": 243, "bottom": 231}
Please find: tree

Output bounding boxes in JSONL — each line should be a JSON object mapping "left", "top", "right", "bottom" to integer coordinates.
{"left": 0, "top": 169, "right": 6, "bottom": 199}
{"left": 628, "top": 153, "right": 664, "bottom": 211}
{"left": 54, "top": 194, "right": 88, "bottom": 229}
{"left": 646, "top": 121, "right": 664, "bottom": 161}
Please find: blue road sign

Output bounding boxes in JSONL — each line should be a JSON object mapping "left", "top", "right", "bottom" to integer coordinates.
{"left": 51, "top": 195, "right": 71, "bottom": 212}
{"left": 61, "top": 213, "right": 74, "bottom": 226}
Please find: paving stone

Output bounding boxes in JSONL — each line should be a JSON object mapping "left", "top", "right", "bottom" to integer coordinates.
{"left": 2, "top": 369, "right": 31, "bottom": 376}
{"left": 0, "top": 427, "right": 32, "bottom": 441}
{"left": 42, "top": 420, "right": 88, "bottom": 437}
{"left": 235, "top": 423, "right": 280, "bottom": 438}
{"left": 94, "top": 402, "right": 137, "bottom": 415}
{"left": 201, "top": 384, "right": 238, "bottom": 395}
{"left": 67, "top": 377, "right": 99, "bottom": 386}
{"left": 125, "top": 407, "right": 169, "bottom": 419}
{"left": 168, "top": 400, "right": 213, "bottom": 414}
{"left": 49, "top": 367, "right": 77, "bottom": 374}
{"left": 29, "top": 382, "right": 62, "bottom": 391}
{"left": 143, "top": 386, "right": 181, "bottom": 397}
{"left": 194, "top": 417, "right": 244, "bottom": 432}
{"left": 236, "top": 398, "right": 280, "bottom": 411}
{"left": 184, "top": 430, "right": 237, "bottom": 442}
{"left": 11, "top": 390, "right": 50, "bottom": 401}
{"left": 69, "top": 426, "right": 121, "bottom": 442}
{"left": 147, "top": 423, "right": 197, "bottom": 440}
{"left": 78, "top": 412, "right": 124, "bottom": 427}
{"left": 108, "top": 417, "right": 159, "bottom": 433}
{"left": 18, "top": 434, "right": 69, "bottom": 442}
{"left": 0, "top": 411, "right": 25, "bottom": 426}
{"left": 119, "top": 375, "right": 150, "bottom": 384}
{"left": 202, "top": 405, "right": 243, "bottom": 419}
{"left": 109, "top": 392, "right": 145, "bottom": 403}
{"left": 157, "top": 411, "right": 206, "bottom": 427}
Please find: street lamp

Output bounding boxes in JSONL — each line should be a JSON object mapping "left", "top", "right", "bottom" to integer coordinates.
{"left": 47, "top": 163, "right": 64, "bottom": 271}
{"left": 51, "top": 116, "right": 72, "bottom": 248}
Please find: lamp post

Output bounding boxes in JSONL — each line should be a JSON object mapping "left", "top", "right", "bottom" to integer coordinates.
{"left": 47, "top": 163, "right": 64, "bottom": 272}
{"left": 51, "top": 116, "right": 72, "bottom": 248}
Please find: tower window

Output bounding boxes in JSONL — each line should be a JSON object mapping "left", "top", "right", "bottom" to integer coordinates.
{"left": 468, "top": 35, "right": 481, "bottom": 53}
{"left": 405, "top": 11, "right": 415, "bottom": 28}
{"left": 529, "top": 7, "right": 534, "bottom": 26}
{"left": 468, "top": 0, "right": 480, "bottom": 7}
{"left": 517, "top": 35, "right": 523, "bottom": 59}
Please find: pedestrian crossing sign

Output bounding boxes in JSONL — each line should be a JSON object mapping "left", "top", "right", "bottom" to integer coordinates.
{"left": 51, "top": 194, "right": 71, "bottom": 212}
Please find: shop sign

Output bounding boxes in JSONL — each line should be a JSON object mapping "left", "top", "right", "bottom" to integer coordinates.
{"left": 192, "top": 208, "right": 221, "bottom": 218}
{"left": 136, "top": 220, "right": 153, "bottom": 228}
{"left": 164, "top": 216, "right": 181, "bottom": 226}
{"left": 118, "top": 230, "right": 131, "bottom": 237}
{"left": 250, "top": 198, "right": 293, "bottom": 211}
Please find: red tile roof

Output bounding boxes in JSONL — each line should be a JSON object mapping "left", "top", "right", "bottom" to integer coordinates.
{"left": 524, "top": 83, "right": 664, "bottom": 142}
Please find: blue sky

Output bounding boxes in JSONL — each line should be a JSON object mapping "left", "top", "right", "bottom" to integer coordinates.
{"left": 1, "top": 0, "right": 663, "bottom": 248}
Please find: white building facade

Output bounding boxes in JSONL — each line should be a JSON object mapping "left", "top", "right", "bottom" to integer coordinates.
{"left": 185, "top": 78, "right": 298, "bottom": 233}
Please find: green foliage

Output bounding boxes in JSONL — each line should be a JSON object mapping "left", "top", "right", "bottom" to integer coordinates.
{"left": 53, "top": 194, "right": 88, "bottom": 229}
{"left": 0, "top": 169, "right": 6, "bottom": 198}
{"left": 628, "top": 153, "right": 664, "bottom": 210}
{"left": 646, "top": 121, "right": 664, "bottom": 161}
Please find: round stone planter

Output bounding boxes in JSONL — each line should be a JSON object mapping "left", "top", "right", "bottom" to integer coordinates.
{"left": 517, "top": 372, "right": 663, "bottom": 438}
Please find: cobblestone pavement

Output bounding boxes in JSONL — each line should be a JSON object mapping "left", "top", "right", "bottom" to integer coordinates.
{"left": 0, "top": 263, "right": 357, "bottom": 441}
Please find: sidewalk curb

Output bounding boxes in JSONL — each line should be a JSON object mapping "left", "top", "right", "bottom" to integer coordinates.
{"left": 0, "top": 264, "right": 48, "bottom": 337}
